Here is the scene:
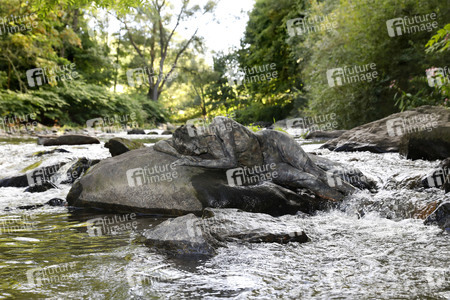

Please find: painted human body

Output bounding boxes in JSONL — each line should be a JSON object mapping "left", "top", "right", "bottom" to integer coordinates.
{"left": 155, "top": 117, "right": 354, "bottom": 201}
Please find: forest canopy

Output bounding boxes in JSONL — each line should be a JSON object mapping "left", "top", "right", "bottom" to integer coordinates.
{"left": 0, "top": 0, "right": 448, "bottom": 129}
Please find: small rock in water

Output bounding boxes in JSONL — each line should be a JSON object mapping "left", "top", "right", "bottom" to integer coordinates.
{"left": 24, "top": 181, "right": 58, "bottom": 193}
{"left": 104, "top": 137, "right": 145, "bottom": 157}
{"left": 127, "top": 129, "right": 146, "bottom": 135}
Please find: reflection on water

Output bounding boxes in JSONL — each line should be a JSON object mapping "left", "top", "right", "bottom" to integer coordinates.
{"left": 0, "top": 142, "right": 448, "bottom": 299}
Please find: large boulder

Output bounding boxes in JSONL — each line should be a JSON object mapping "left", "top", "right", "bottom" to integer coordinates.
{"left": 143, "top": 208, "right": 309, "bottom": 256}
{"left": 399, "top": 128, "right": 450, "bottom": 160}
{"left": 321, "top": 106, "right": 449, "bottom": 154}
{"left": 67, "top": 147, "right": 327, "bottom": 216}
{"left": 104, "top": 137, "right": 145, "bottom": 157}
{"left": 38, "top": 135, "right": 100, "bottom": 146}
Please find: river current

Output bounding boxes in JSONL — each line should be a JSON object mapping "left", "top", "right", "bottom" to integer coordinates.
{"left": 0, "top": 133, "right": 448, "bottom": 299}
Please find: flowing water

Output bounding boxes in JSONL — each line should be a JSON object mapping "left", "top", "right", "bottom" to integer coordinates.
{"left": 0, "top": 135, "right": 448, "bottom": 299}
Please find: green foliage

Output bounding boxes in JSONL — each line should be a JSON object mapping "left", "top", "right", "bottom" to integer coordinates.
{"left": 299, "top": 0, "right": 448, "bottom": 128}
{"left": 426, "top": 23, "right": 450, "bottom": 53}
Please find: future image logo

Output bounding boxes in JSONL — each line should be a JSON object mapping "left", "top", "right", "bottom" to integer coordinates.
{"left": 127, "top": 65, "right": 178, "bottom": 87}
{"left": 86, "top": 214, "right": 137, "bottom": 237}
{"left": 386, "top": 114, "right": 438, "bottom": 137}
{"left": 426, "top": 167, "right": 449, "bottom": 188}
{"left": 26, "top": 262, "right": 77, "bottom": 287}
{"left": 426, "top": 67, "right": 449, "bottom": 87}
{"left": 126, "top": 164, "right": 178, "bottom": 187}
{"left": 326, "top": 64, "right": 378, "bottom": 87}
{"left": 226, "top": 164, "right": 278, "bottom": 187}
{"left": 386, "top": 14, "right": 438, "bottom": 37}
{"left": 26, "top": 63, "right": 79, "bottom": 87}
{"left": 326, "top": 168, "right": 367, "bottom": 187}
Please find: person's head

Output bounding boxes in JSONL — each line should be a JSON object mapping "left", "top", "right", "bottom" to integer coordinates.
{"left": 172, "top": 125, "right": 210, "bottom": 156}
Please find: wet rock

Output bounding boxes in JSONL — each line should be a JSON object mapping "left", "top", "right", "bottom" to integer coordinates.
{"left": 31, "top": 148, "right": 70, "bottom": 157}
{"left": 67, "top": 147, "right": 325, "bottom": 216}
{"left": 161, "top": 130, "right": 173, "bottom": 135}
{"left": 424, "top": 202, "right": 450, "bottom": 232}
{"left": 143, "top": 208, "right": 309, "bottom": 256}
{"left": 104, "top": 137, "right": 145, "bottom": 157}
{"left": 67, "top": 117, "right": 357, "bottom": 215}
{"left": 399, "top": 127, "right": 450, "bottom": 161}
{"left": 16, "top": 198, "right": 66, "bottom": 210}
{"left": 24, "top": 181, "right": 58, "bottom": 193}
{"left": 127, "top": 129, "right": 146, "bottom": 135}
{"left": 61, "top": 158, "right": 101, "bottom": 184}
{"left": 0, "top": 174, "right": 29, "bottom": 188}
{"left": 321, "top": 106, "right": 449, "bottom": 154}
{"left": 147, "top": 131, "right": 159, "bottom": 135}
{"left": 305, "top": 130, "right": 346, "bottom": 140}
{"left": 38, "top": 135, "right": 100, "bottom": 146}
{"left": 0, "top": 163, "right": 66, "bottom": 188}
{"left": 421, "top": 158, "right": 450, "bottom": 193}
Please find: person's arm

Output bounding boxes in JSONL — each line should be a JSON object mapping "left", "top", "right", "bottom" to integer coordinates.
{"left": 154, "top": 140, "right": 182, "bottom": 158}
{"left": 176, "top": 117, "right": 238, "bottom": 169}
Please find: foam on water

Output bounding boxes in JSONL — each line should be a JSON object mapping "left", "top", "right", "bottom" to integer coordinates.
{"left": 0, "top": 139, "right": 448, "bottom": 299}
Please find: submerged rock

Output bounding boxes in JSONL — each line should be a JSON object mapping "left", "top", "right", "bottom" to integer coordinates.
{"left": 143, "top": 208, "right": 309, "bottom": 256}
{"left": 38, "top": 135, "right": 100, "bottom": 146}
{"left": 321, "top": 106, "right": 449, "bottom": 154}
{"left": 424, "top": 202, "right": 450, "bottom": 232}
{"left": 104, "top": 137, "right": 145, "bottom": 157}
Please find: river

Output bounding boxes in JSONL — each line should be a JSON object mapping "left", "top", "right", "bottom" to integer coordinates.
{"left": 0, "top": 133, "right": 448, "bottom": 299}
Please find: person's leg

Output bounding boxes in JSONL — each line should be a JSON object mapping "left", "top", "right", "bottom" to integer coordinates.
{"left": 272, "top": 163, "right": 348, "bottom": 202}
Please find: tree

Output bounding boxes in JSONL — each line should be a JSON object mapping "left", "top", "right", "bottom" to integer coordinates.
{"left": 116, "top": 0, "right": 217, "bottom": 101}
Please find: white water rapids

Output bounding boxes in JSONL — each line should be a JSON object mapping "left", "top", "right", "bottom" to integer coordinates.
{"left": 0, "top": 135, "right": 448, "bottom": 299}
